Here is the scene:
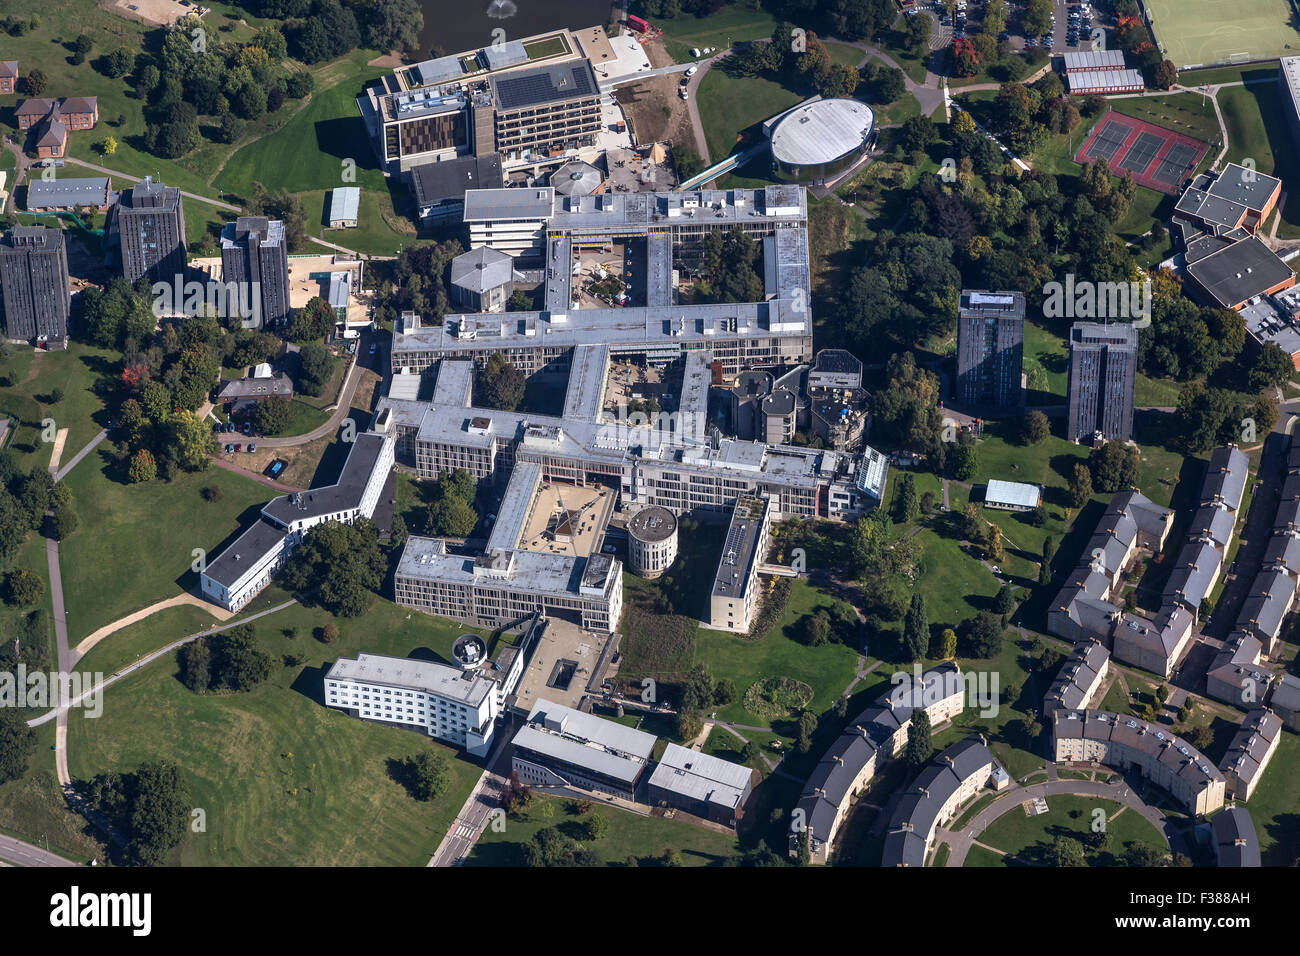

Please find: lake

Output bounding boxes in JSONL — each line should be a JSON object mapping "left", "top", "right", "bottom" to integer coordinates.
{"left": 415, "top": 0, "right": 622, "bottom": 60}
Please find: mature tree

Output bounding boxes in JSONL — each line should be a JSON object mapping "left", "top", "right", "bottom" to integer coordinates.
{"left": 290, "top": 298, "right": 336, "bottom": 344}
{"left": 1020, "top": 410, "right": 1050, "bottom": 445}
{"left": 1068, "top": 462, "right": 1094, "bottom": 508}
{"left": 1123, "top": 843, "right": 1164, "bottom": 867}
{"left": 965, "top": 611, "right": 1004, "bottom": 658}
{"left": 949, "top": 431, "right": 978, "bottom": 480}
{"left": 129, "top": 449, "right": 158, "bottom": 483}
{"left": 1152, "top": 59, "right": 1177, "bottom": 89}
{"left": 427, "top": 494, "right": 477, "bottom": 538}
{"left": 167, "top": 410, "right": 216, "bottom": 471}
{"left": 903, "top": 593, "right": 928, "bottom": 661}
{"left": 476, "top": 353, "right": 525, "bottom": 412}
{"left": 128, "top": 761, "right": 191, "bottom": 866}
{"left": 939, "top": 627, "right": 958, "bottom": 660}
{"left": 404, "top": 749, "right": 449, "bottom": 801}
{"left": 995, "top": 583, "right": 1015, "bottom": 619}
{"left": 893, "top": 471, "right": 919, "bottom": 523}
{"left": 1040, "top": 535, "right": 1056, "bottom": 585}
{"left": 796, "top": 709, "right": 818, "bottom": 753}
{"left": 1047, "top": 834, "right": 1087, "bottom": 867}
{"left": 1250, "top": 342, "right": 1295, "bottom": 392}
{"left": 254, "top": 395, "right": 293, "bottom": 436}
{"left": 296, "top": 343, "right": 335, "bottom": 397}
{"left": 1089, "top": 441, "right": 1139, "bottom": 492}
{"left": 0, "top": 709, "right": 37, "bottom": 784}
{"left": 899, "top": 115, "right": 938, "bottom": 153}
{"left": 903, "top": 709, "right": 933, "bottom": 770}
{"left": 178, "top": 638, "right": 212, "bottom": 692}
{"left": 280, "top": 520, "right": 385, "bottom": 617}
{"left": 210, "top": 625, "right": 274, "bottom": 692}
{"left": 5, "top": 569, "right": 44, "bottom": 608}
{"left": 24, "top": 68, "right": 46, "bottom": 96}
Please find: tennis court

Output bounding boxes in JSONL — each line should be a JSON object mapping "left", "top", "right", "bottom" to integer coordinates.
{"left": 1143, "top": 0, "right": 1300, "bottom": 68}
{"left": 1074, "top": 111, "right": 1211, "bottom": 194}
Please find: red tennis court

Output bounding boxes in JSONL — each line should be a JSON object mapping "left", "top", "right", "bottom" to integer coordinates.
{"left": 1073, "top": 110, "right": 1211, "bottom": 195}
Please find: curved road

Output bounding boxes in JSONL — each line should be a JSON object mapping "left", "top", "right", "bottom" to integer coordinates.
{"left": 939, "top": 777, "right": 1187, "bottom": 866}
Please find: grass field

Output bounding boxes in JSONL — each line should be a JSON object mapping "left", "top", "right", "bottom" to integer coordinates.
{"left": 58, "top": 454, "right": 272, "bottom": 642}
{"left": 1144, "top": 0, "right": 1300, "bottom": 68}
{"left": 695, "top": 65, "right": 804, "bottom": 161}
{"left": 654, "top": 6, "right": 780, "bottom": 65}
{"left": 466, "top": 793, "right": 743, "bottom": 866}
{"left": 66, "top": 598, "right": 493, "bottom": 865}
{"left": 972, "top": 795, "right": 1167, "bottom": 865}
{"left": 0, "top": 722, "right": 105, "bottom": 863}
{"left": 0, "top": 341, "right": 115, "bottom": 474}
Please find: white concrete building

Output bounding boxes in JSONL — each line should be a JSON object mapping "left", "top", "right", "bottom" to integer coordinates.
{"left": 201, "top": 425, "right": 395, "bottom": 611}
{"left": 324, "top": 652, "right": 499, "bottom": 756}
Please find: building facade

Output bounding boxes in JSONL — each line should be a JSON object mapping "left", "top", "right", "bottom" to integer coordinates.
{"left": 220, "top": 217, "right": 290, "bottom": 330}
{"left": 1067, "top": 321, "right": 1138, "bottom": 442}
{"left": 955, "top": 290, "right": 1025, "bottom": 408}
{"left": 115, "top": 177, "right": 187, "bottom": 283}
{"left": 0, "top": 225, "right": 69, "bottom": 343}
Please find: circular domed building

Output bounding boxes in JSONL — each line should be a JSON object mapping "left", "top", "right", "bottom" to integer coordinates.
{"left": 768, "top": 98, "right": 876, "bottom": 184}
{"left": 626, "top": 506, "right": 679, "bottom": 579}
{"left": 452, "top": 633, "right": 487, "bottom": 670}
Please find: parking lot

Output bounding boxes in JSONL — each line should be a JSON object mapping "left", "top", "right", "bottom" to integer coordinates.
{"left": 929, "top": 0, "right": 1104, "bottom": 54}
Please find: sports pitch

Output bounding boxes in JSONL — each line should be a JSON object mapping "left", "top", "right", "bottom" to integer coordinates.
{"left": 1144, "top": 0, "right": 1300, "bottom": 67}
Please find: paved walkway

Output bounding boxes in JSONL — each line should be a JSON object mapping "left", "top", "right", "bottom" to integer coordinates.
{"left": 72, "top": 590, "right": 235, "bottom": 661}
{"left": 45, "top": 428, "right": 69, "bottom": 475}
{"left": 253, "top": 355, "right": 364, "bottom": 448}
{"left": 63, "top": 158, "right": 239, "bottom": 211}
{"left": 939, "top": 777, "right": 1186, "bottom": 866}
{"left": 53, "top": 429, "right": 107, "bottom": 483}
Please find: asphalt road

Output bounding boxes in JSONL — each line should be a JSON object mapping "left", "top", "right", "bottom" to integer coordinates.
{"left": 0, "top": 833, "right": 79, "bottom": 868}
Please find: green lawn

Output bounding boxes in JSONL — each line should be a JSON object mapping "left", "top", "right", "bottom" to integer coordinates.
{"left": 0, "top": 721, "right": 105, "bottom": 864}
{"left": 975, "top": 795, "right": 1167, "bottom": 865}
{"left": 467, "top": 793, "right": 742, "bottom": 865}
{"left": 0, "top": 341, "right": 116, "bottom": 474}
{"left": 76, "top": 603, "right": 220, "bottom": 677}
{"left": 1109, "top": 93, "right": 1221, "bottom": 148}
{"left": 1238, "top": 731, "right": 1300, "bottom": 865}
{"left": 824, "top": 42, "right": 866, "bottom": 69}
{"left": 694, "top": 579, "right": 861, "bottom": 726}
{"left": 654, "top": 6, "right": 780, "bottom": 65}
{"left": 58, "top": 456, "right": 273, "bottom": 642}
{"left": 695, "top": 65, "right": 804, "bottom": 162}
{"left": 1217, "top": 80, "right": 1300, "bottom": 238}
{"left": 1143, "top": 0, "right": 1300, "bottom": 68}
{"left": 66, "top": 598, "right": 492, "bottom": 865}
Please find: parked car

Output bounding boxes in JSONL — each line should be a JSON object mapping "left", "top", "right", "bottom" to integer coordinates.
{"left": 368, "top": 343, "right": 377, "bottom": 354}
{"left": 234, "top": 443, "right": 242, "bottom": 452}
{"left": 225, "top": 443, "right": 235, "bottom": 453}
{"left": 685, "top": 65, "right": 697, "bottom": 76}
{"left": 248, "top": 443, "right": 257, "bottom": 453}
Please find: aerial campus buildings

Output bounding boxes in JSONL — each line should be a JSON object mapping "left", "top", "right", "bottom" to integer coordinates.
{"left": 1053, "top": 709, "right": 1226, "bottom": 817}
{"left": 200, "top": 422, "right": 396, "bottom": 612}
{"left": 1049, "top": 447, "right": 1249, "bottom": 679}
{"left": 0, "top": 225, "right": 70, "bottom": 345}
{"left": 111, "top": 176, "right": 187, "bottom": 283}
{"left": 764, "top": 97, "right": 876, "bottom": 185}
{"left": 954, "top": 289, "right": 1025, "bottom": 409}
{"left": 1066, "top": 321, "right": 1138, "bottom": 443}
{"left": 791, "top": 663, "right": 968, "bottom": 864}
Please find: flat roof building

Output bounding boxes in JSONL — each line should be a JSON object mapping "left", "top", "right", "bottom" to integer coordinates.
{"left": 0, "top": 225, "right": 69, "bottom": 344}
{"left": 707, "top": 496, "right": 772, "bottom": 634}
{"left": 646, "top": 743, "right": 757, "bottom": 827}
{"left": 325, "top": 652, "right": 500, "bottom": 756}
{"left": 956, "top": 290, "right": 1025, "bottom": 409}
{"left": 327, "top": 187, "right": 360, "bottom": 229}
{"left": 114, "top": 177, "right": 186, "bottom": 283}
{"left": 511, "top": 698, "right": 656, "bottom": 799}
{"left": 26, "top": 176, "right": 111, "bottom": 212}
{"left": 221, "top": 217, "right": 290, "bottom": 330}
{"left": 1067, "top": 321, "right": 1138, "bottom": 443}
{"left": 409, "top": 153, "right": 504, "bottom": 222}
{"left": 984, "top": 478, "right": 1041, "bottom": 512}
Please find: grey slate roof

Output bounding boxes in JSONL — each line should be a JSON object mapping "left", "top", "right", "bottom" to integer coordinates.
{"left": 881, "top": 737, "right": 994, "bottom": 866}
{"left": 1237, "top": 568, "right": 1296, "bottom": 640}
{"left": 450, "top": 246, "right": 514, "bottom": 294}
{"left": 1200, "top": 446, "right": 1249, "bottom": 511}
{"left": 1213, "top": 807, "right": 1261, "bottom": 867}
{"left": 1163, "top": 539, "right": 1223, "bottom": 608}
